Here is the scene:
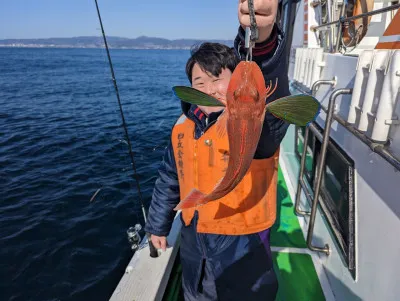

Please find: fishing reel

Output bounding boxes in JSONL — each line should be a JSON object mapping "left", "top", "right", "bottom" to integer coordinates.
{"left": 127, "top": 224, "right": 142, "bottom": 251}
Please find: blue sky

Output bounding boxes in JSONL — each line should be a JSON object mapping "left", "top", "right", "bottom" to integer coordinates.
{"left": 0, "top": 0, "right": 240, "bottom": 40}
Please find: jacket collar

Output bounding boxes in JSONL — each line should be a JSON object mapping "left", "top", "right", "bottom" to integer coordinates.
{"left": 187, "top": 104, "right": 223, "bottom": 132}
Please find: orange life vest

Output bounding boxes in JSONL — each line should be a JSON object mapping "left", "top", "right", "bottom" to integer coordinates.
{"left": 171, "top": 114, "right": 279, "bottom": 235}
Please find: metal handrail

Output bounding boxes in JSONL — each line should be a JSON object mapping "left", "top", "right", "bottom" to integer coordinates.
{"left": 307, "top": 88, "right": 352, "bottom": 255}
{"left": 311, "top": 3, "right": 400, "bottom": 32}
{"left": 311, "top": 79, "right": 337, "bottom": 95}
{"left": 294, "top": 80, "right": 336, "bottom": 216}
{"left": 292, "top": 81, "right": 400, "bottom": 171}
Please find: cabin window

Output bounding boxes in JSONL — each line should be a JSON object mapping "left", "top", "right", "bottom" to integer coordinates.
{"left": 295, "top": 125, "right": 356, "bottom": 279}
{"left": 295, "top": 127, "right": 315, "bottom": 185}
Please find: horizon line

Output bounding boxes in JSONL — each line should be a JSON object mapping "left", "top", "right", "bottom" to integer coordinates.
{"left": 0, "top": 35, "right": 234, "bottom": 41}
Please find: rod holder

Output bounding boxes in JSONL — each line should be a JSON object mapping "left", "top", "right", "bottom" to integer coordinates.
{"left": 147, "top": 233, "right": 159, "bottom": 258}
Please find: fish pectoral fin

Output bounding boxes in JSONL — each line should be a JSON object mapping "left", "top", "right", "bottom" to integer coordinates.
{"left": 265, "top": 94, "right": 321, "bottom": 126}
{"left": 172, "top": 86, "right": 226, "bottom": 107}
{"left": 174, "top": 188, "right": 206, "bottom": 210}
{"left": 216, "top": 112, "right": 228, "bottom": 138}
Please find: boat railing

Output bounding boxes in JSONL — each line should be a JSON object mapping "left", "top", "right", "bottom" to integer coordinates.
{"left": 293, "top": 76, "right": 400, "bottom": 258}
{"left": 292, "top": 81, "right": 400, "bottom": 172}
{"left": 310, "top": 3, "right": 400, "bottom": 52}
{"left": 295, "top": 86, "right": 352, "bottom": 256}
{"left": 294, "top": 80, "right": 336, "bottom": 218}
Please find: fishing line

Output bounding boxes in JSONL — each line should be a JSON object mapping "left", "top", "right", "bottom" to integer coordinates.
{"left": 93, "top": 0, "right": 158, "bottom": 257}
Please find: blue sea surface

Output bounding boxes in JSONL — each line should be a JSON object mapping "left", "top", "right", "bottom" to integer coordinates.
{"left": 0, "top": 47, "right": 190, "bottom": 301}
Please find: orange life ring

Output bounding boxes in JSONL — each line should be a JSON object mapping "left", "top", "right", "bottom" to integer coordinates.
{"left": 342, "top": 0, "right": 374, "bottom": 47}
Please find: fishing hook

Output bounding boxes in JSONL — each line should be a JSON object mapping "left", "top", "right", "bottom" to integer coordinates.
{"left": 245, "top": 0, "right": 259, "bottom": 61}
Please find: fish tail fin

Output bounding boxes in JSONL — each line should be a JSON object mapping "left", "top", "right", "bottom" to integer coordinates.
{"left": 174, "top": 188, "right": 206, "bottom": 210}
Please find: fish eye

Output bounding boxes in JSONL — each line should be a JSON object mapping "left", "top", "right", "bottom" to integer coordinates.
{"left": 250, "top": 88, "right": 259, "bottom": 101}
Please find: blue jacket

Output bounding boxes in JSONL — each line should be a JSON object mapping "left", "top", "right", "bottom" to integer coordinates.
{"left": 145, "top": 25, "right": 290, "bottom": 237}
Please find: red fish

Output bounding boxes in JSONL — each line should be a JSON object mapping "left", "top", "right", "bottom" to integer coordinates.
{"left": 174, "top": 61, "right": 276, "bottom": 210}
{"left": 171, "top": 61, "right": 320, "bottom": 210}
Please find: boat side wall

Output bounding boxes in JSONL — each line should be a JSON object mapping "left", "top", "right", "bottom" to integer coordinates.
{"left": 284, "top": 52, "right": 400, "bottom": 301}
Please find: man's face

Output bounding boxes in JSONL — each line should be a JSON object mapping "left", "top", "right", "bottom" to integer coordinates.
{"left": 191, "top": 63, "right": 232, "bottom": 116}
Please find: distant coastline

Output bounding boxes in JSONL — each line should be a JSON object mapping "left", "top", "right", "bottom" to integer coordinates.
{"left": 0, "top": 35, "right": 233, "bottom": 49}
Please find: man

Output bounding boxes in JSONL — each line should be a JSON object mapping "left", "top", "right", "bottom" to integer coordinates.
{"left": 145, "top": 1, "right": 290, "bottom": 300}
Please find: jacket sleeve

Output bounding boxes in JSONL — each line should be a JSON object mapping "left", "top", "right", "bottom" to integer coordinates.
{"left": 234, "top": 24, "right": 290, "bottom": 159}
{"left": 144, "top": 141, "right": 180, "bottom": 237}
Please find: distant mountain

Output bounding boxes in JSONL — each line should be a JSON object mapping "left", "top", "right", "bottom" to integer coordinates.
{"left": 0, "top": 36, "right": 234, "bottom": 49}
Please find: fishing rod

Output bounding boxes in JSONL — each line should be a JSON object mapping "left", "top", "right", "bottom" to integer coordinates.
{"left": 93, "top": 0, "right": 158, "bottom": 258}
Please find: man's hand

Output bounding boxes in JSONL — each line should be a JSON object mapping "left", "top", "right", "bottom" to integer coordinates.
{"left": 238, "top": 0, "right": 278, "bottom": 43}
{"left": 151, "top": 234, "right": 167, "bottom": 251}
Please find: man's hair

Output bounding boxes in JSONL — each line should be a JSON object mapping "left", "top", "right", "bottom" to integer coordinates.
{"left": 186, "top": 42, "right": 240, "bottom": 84}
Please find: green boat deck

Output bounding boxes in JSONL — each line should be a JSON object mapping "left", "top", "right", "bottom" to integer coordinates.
{"left": 163, "top": 168, "right": 326, "bottom": 301}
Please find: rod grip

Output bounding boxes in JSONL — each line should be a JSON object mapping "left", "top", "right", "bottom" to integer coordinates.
{"left": 147, "top": 233, "right": 159, "bottom": 258}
